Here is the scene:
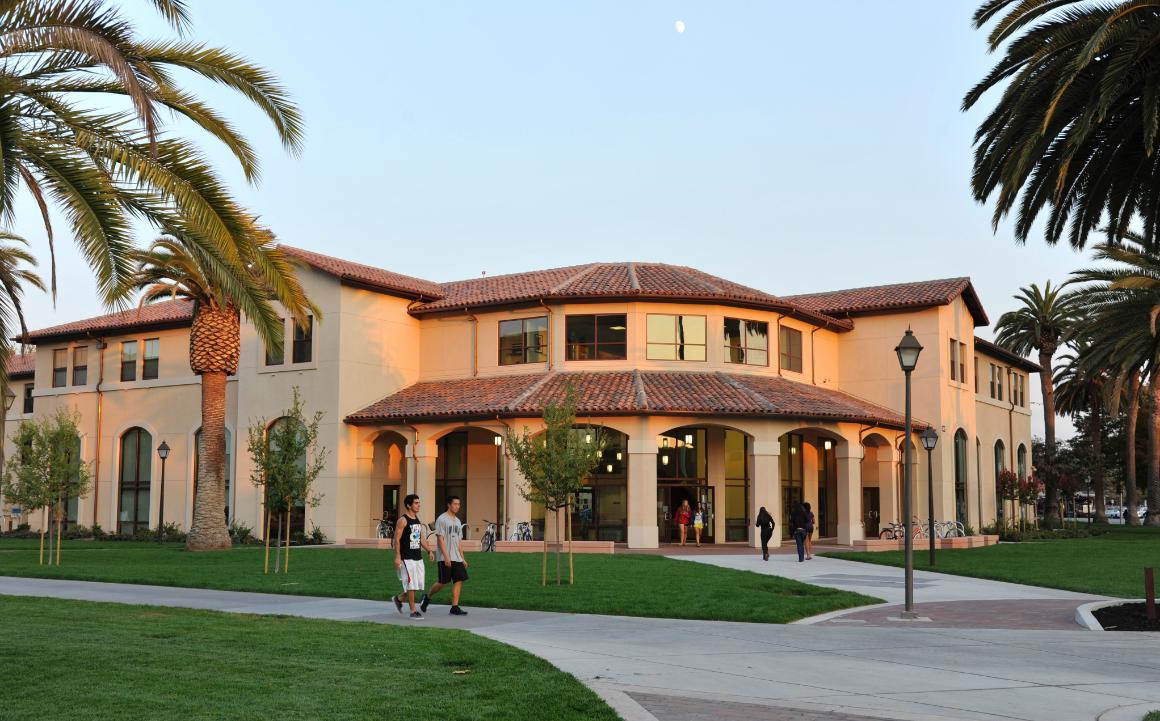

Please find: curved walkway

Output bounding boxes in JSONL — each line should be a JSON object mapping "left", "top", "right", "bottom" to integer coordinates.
{"left": 2, "top": 575, "right": 1157, "bottom": 721}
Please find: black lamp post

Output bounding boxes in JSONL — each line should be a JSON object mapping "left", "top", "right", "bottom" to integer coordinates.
{"left": 895, "top": 328, "right": 923, "bottom": 618}
{"left": 156, "top": 441, "right": 170, "bottom": 543}
{"left": 921, "top": 427, "right": 938, "bottom": 566}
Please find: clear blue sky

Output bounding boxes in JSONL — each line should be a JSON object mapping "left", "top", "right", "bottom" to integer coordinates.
{"left": 16, "top": 0, "right": 1088, "bottom": 436}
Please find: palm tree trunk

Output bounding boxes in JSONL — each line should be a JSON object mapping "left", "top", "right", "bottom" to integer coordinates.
{"left": 1039, "top": 348, "right": 1061, "bottom": 525}
{"left": 1149, "top": 381, "right": 1160, "bottom": 526}
{"left": 1092, "top": 401, "right": 1107, "bottom": 523}
{"left": 1126, "top": 369, "right": 1142, "bottom": 526}
{"left": 186, "top": 371, "right": 231, "bottom": 551}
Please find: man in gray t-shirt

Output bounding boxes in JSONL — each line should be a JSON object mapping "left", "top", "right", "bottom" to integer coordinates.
{"left": 420, "top": 496, "right": 470, "bottom": 616}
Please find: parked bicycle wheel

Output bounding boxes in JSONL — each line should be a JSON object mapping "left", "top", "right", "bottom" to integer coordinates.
{"left": 879, "top": 528, "right": 896, "bottom": 540}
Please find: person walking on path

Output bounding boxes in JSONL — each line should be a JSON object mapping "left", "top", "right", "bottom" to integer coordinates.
{"left": 675, "top": 499, "right": 692, "bottom": 546}
{"left": 692, "top": 503, "right": 706, "bottom": 547}
{"left": 803, "top": 501, "right": 815, "bottom": 560}
{"left": 790, "top": 501, "right": 808, "bottom": 562}
{"left": 421, "top": 495, "right": 470, "bottom": 616}
{"left": 755, "top": 506, "right": 775, "bottom": 561}
{"left": 392, "top": 494, "right": 431, "bottom": 619}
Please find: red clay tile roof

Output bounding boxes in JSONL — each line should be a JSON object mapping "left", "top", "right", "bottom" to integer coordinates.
{"left": 6, "top": 350, "right": 34, "bottom": 378}
{"left": 974, "top": 337, "right": 1041, "bottom": 373}
{"left": 346, "top": 370, "right": 918, "bottom": 429}
{"left": 412, "top": 262, "right": 852, "bottom": 330}
{"left": 784, "top": 278, "right": 989, "bottom": 327}
{"left": 281, "top": 245, "right": 444, "bottom": 300}
{"left": 25, "top": 299, "right": 194, "bottom": 343}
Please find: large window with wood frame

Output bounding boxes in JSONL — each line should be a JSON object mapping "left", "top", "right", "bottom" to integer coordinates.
{"left": 499, "top": 316, "right": 548, "bottom": 366}
{"left": 646, "top": 314, "right": 706, "bottom": 361}
{"left": 142, "top": 338, "right": 159, "bottom": 380}
{"left": 120, "top": 341, "right": 138, "bottom": 382}
{"left": 724, "top": 318, "right": 768, "bottom": 366}
{"left": 565, "top": 314, "right": 627, "bottom": 360}
{"left": 292, "top": 316, "right": 313, "bottom": 364}
{"left": 22, "top": 382, "right": 33, "bottom": 414}
{"left": 72, "top": 346, "right": 87, "bottom": 386}
{"left": 52, "top": 349, "right": 67, "bottom": 388}
{"left": 117, "top": 427, "right": 152, "bottom": 535}
{"left": 265, "top": 317, "right": 285, "bottom": 366}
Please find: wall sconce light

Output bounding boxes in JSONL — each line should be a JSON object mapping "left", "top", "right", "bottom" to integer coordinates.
{"left": 606, "top": 464, "right": 613, "bottom": 473}
{"left": 824, "top": 439, "right": 832, "bottom": 450}
{"left": 494, "top": 435, "right": 503, "bottom": 447}
{"left": 661, "top": 454, "right": 669, "bottom": 465}
{"left": 684, "top": 433, "right": 694, "bottom": 445}
{"left": 615, "top": 451, "right": 623, "bottom": 461}
{"left": 661, "top": 437, "right": 670, "bottom": 448}
{"left": 584, "top": 432, "right": 592, "bottom": 444}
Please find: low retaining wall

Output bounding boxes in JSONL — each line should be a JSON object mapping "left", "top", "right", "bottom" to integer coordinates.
{"left": 851, "top": 534, "right": 999, "bottom": 552}
{"left": 343, "top": 538, "right": 616, "bottom": 555}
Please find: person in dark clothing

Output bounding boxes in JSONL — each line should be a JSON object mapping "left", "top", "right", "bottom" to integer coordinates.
{"left": 755, "top": 506, "right": 775, "bottom": 561}
{"left": 803, "top": 501, "right": 815, "bottom": 560}
{"left": 790, "top": 501, "right": 808, "bottom": 562}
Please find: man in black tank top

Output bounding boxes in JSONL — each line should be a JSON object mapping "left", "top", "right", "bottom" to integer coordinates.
{"left": 392, "top": 494, "right": 432, "bottom": 619}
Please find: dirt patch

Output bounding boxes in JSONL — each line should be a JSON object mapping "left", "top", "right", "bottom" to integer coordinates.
{"left": 1093, "top": 602, "right": 1160, "bottom": 632}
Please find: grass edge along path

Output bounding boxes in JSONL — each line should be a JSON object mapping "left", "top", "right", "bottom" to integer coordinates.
{"left": 824, "top": 527, "right": 1160, "bottom": 599}
{"left": 0, "top": 595, "right": 618, "bottom": 721}
{"left": 0, "top": 542, "right": 881, "bottom": 623}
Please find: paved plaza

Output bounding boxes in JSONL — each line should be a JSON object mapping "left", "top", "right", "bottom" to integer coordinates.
{"left": 1, "top": 556, "right": 1157, "bottom": 721}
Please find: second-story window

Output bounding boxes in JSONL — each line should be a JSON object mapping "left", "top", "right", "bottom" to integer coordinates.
{"left": 646, "top": 314, "right": 706, "bottom": 361}
{"left": 989, "top": 363, "right": 1005, "bottom": 401}
{"left": 1013, "top": 373, "right": 1025, "bottom": 407}
{"left": 72, "top": 346, "right": 87, "bottom": 386}
{"left": 293, "top": 316, "right": 313, "bottom": 364}
{"left": 500, "top": 316, "right": 548, "bottom": 365}
{"left": 779, "top": 326, "right": 803, "bottom": 373}
{"left": 949, "top": 340, "right": 966, "bottom": 382}
{"left": 142, "top": 338, "right": 159, "bottom": 380}
{"left": 22, "top": 382, "right": 33, "bottom": 414}
{"left": 121, "top": 341, "right": 137, "bottom": 382}
{"left": 265, "top": 318, "right": 285, "bottom": 366}
{"left": 52, "top": 349, "right": 67, "bottom": 388}
{"left": 566, "top": 314, "right": 627, "bottom": 360}
{"left": 724, "top": 318, "right": 769, "bottom": 366}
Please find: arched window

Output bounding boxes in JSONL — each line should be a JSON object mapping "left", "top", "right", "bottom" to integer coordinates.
{"left": 994, "top": 439, "right": 1006, "bottom": 521}
{"left": 1017, "top": 444, "right": 1027, "bottom": 478}
{"left": 265, "top": 417, "right": 306, "bottom": 539}
{"left": 118, "top": 427, "right": 152, "bottom": 535}
{"left": 194, "top": 427, "right": 233, "bottom": 524}
{"left": 954, "top": 430, "right": 968, "bottom": 525}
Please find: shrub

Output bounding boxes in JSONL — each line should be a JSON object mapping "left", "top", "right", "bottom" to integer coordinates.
{"left": 228, "top": 520, "right": 256, "bottom": 545}
{"left": 307, "top": 524, "right": 328, "bottom": 545}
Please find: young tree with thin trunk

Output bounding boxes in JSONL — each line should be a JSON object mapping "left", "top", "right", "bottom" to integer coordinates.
{"left": 505, "top": 386, "right": 603, "bottom": 586}
{"left": 246, "top": 388, "right": 328, "bottom": 574}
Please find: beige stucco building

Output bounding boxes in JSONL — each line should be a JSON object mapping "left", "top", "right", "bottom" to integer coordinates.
{"left": 0, "top": 248, "right": 1038, "bottom": 548}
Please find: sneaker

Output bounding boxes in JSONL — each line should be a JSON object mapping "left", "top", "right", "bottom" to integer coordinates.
{"left": 419, "top": 593, "right": 430, "bottom": 613}
{"left": 409, "top": 611, "right": 424, "bottom": 620}
{"left": 393, "top": 595, "right": 403, "bottom": 614}
{"left": 450, "top": 606, "right": 468, "bottom": 616}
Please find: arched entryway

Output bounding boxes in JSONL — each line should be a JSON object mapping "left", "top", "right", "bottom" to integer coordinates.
{"left": 861, "top": 433, "right": 895, "bottom": 538}
{"left": 265, "top": 416, "right": 307, "bottom": 541}
{"left": 778, "top": 428, "right": 842, "bottom": 541}
{"left": 371, "top": 430, "right": 407, "bottom": 532}
{"left": 656, "top": 425, "right": 754, "bottom": 544}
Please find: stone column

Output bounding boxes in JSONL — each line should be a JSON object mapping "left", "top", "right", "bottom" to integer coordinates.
{"left": 836, "top": 450, "right": 862, "bottom": 545}
{"left": 750, "top": 440, "right": 781, "bottom": 548}
{"left": 627, "top": 438, "right": 658, "bottom": 549}
{"left": 410, "top": 439, "right": 437, "bottom": 513}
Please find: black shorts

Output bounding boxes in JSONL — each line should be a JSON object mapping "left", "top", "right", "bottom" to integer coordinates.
{"left": 437, "top": 561, "right": 469, "bottom": 584}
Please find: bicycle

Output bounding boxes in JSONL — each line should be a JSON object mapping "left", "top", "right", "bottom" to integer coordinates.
{"left": 508, "top": 521, "right": 533, "bottom": 542}
{"left": 878, "top": 520, "right": 908, "bottom": 540}
{"left": 373, "top": 517, "right": 394, "bottom": 542}
{"left": 481, "top": 519, "right": 498, "bottom": 552}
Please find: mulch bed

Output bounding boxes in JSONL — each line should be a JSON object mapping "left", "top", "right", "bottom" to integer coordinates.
{"left": 1093, "top": 602, "right": 1160, "bottom": 632}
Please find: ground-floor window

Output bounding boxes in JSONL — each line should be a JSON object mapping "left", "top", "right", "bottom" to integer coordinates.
{"left": 954, "top": 430, "right": 968, "bottom": 526}
{"left": 817, "top": 441, "right": 837, "bottom": 537}
{"left": 779, "top": 433, "right": 803, "bottom": 539}
{"left": 572, "top": 429, "right": 628, "bottom": 542}
{"left": 118, "top": 427, "right": 152, "bottom": 535}
{"left": 724, "top": 429, "right": 749, "bottom": 541}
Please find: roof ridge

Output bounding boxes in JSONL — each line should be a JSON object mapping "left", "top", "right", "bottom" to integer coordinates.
{"left": 632, "top": 369, "right": 648, "bottom": 410}
{"left": 549, "top": 264, "right": 603, "bottom": 294}
{"left": 715, "top": 372, "right": 777, "bottom": 411}
{"left": 626, "top": 262, "right": 640, "bottom": 291}
{"left": 784, "top": 276, "right": 971, "bottom": 300}
{"left": 506, "top": 372, "right": 556, "bottom": 411}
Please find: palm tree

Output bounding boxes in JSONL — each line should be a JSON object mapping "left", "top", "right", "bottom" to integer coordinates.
{"left": 1055, "top": 340, "right": 1109, "bottom": 522}
{"left": 994, "top": 282, "right": 1079, "bottom": 523}
{"left": 965, "top": 1, "right": 1160, "bottom": 250}
{"left": 0, "top": 0, "right": 303, "bottom": 305}
{"left": 134, "top": 235, "right": 317, "bottom": 551}
{"left": 0, "top": 232, "right": 44, "bottom": 507}
{"left": 1070, "top": 241, "right": 1160, "bottom": 525}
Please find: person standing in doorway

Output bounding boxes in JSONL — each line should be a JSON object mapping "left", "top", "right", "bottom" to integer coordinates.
{"left": 421, "top": 495, "right": 470, "bottom": 616}
{"left": 790, "top": 501, "right": 808, "bottom": 562}
{"left": 755, "top": 506, "right": 775, "bottom": 561}
{"left": 692, "top": 503, "right": 705, "bottom": 547}
{"left": 392, "top": 494, "right": 431, "bottom": 619}
{"left": 675, "top": 499, "right": 692, "bottom": 546}
{"left": 803, "top": 501, "right": 815, "bottom": 560}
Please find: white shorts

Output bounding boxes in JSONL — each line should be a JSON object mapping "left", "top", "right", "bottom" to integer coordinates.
{"left": 397, "top": 559, "right": 425, "bottom": 592}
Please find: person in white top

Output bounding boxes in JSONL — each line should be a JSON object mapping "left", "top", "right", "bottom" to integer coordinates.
{"left": 420, "top": 496, "right": 470, "bottom": 616}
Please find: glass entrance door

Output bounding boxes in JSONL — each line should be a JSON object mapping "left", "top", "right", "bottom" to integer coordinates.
{"left": 657, "top": 486, "right": 714, "bottom": 543}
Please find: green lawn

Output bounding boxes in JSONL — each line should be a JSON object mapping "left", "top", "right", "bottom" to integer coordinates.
{"left": 0, "top": 595, "right": 616, "bottom": 721}
{"left": 0, "top": 541, "right": 878, "bottom": 623}
{"left": 825, "top": 526, "right": 1160, "bottom": 598}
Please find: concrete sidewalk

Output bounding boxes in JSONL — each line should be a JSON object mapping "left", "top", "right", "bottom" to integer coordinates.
{"left": 2, "top": 576, "right": 1157, "bottom": 721}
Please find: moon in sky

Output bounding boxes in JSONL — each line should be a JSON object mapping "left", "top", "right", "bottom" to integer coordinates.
{"left": 674, "top": 20, "right": 685, "bottom": 33}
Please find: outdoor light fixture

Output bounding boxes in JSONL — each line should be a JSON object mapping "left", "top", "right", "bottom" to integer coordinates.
{"left": 662, "top": 437, "right": 670, "bottom": 448}
{"left": 661, "top": 454, "right": 669, "bottom": 466}
{"left": 895, "top": 327, "right": 923, "bottom": 619}
{"left": 606, "top": 464, "right": 613, "bottom": 473}
{"left": 895, "top": 327, "right": 923, "bottom": 372}
{"left": 157, "top": 441, "right": 170, "bottom": 460}
{"left": 2, "top": 386, "right": 14, "bottom": 412}
{"left": 921, "top": 427, "right": 939, "bottom": 566}
{"left": 684, "top": 433, "right": 693, "bottom": 445}
{"left": 615, "top": 451, "right": 623, "bottom": 461}
{"left": 585, "top": 432, "right": 592, "bottom": 444}
{"left": 156, "top": 441, "right": 170, "bottom": 545}
{"left": 824, "top": 439, "right": 833, "bottom": 451}
{"left": 494, "top": 435, "right": 503, "bottom": 446}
